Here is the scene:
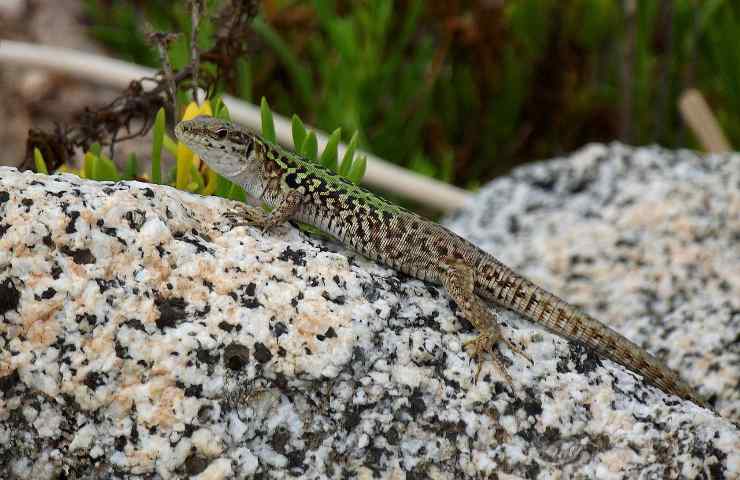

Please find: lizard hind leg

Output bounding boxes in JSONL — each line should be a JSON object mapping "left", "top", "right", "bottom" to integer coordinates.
{"left": 442, "top": 259, "right": 531, "bottom": 384}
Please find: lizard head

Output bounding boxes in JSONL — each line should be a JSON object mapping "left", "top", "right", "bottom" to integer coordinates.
{"left": 175, "top": 115, "right": 258, "bottom": 178}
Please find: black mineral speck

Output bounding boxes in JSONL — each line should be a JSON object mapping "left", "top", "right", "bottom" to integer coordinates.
{"left": 60, "top": 246, "right": 96, "bottom": 265}
{"left": 76, "top": 313, "right": 98, "bottom": 327}
{"left": 223, "top": 343, "right": 250, "bottom": 370}
{"left": 45, "top": 189, "right": 64, "bottom": 198}
{"left": 522, "top": 396, "right": 543, "bottom": 417}
{"left": 84, "top": 371, "right": 107, "bottom": 390}
{"left": 287, "top": 449, "right": 306, "bottom": 471}
{"left": 278, "top": 246, "right": 306, "bottom": 266}
{"left": 218, "top": 321, "right": 235, "bottom": 332}
{"left": 197, "top": 347, "right": 218, "bottom": 366}
{"left": 408, "top": 388, "right": 426, "bottom": 417}
{"left": 253, "top": 342, "right": 273, "bottom": 363}
{"left": 65, "top": 210, "right": 80, "bottom": 233}
{"left": 362, "top": 280, "right": 381, "bottom": 302}
{"left": 173, "top": 231, "right": 211, "bottom": 254}
{"left": 114, "top": 436, "right": 126, "bottom": 451}
{"left": 244, "top": 282, "right": 256, "bottom": 296}
{"left": 385, "top": 427, "right": 399, "bottom": 445}
{"left": 184, "top": 384, "right": 203, "bottom": 397}
{"left": 197, "top": 405, "right": 213, "bottom": 423}
{"left": 155, "top": 296, "right": 187, "bottom": 329}
{"left": 273, "top": 321, "right": 288, "bottom": 337}
{"left": 40, "top": 287, "right": 56, "bottom": 300}
{"left": 115, "top": 341, "right": 129, "bottom": 359}
{"left": 123, "top": 318, "right": 145, "bottom": 331}
{"left": 241, "top": 297, "right": 261, "bottom": 309}
{"left": 184, "top": 454, "right": 209, "bottom": 475}
{"left": 0, "top": 369, "right": 20, "bottom": 392}
{"left": 321, "top": 291, "right": 346, "bottom": 305}
{"left": 557, "top": 342, "right": 602, "bottom": 375}
{"left": 125, "top": 209, "right": 146, "bottom": 231}
{"left": 0, "top": 278, "right": 21, "bottom": 315}
{"left": 21, "top": 198, "right": 33, "bottom": 207}
{"left": 142, "top": 188, "right": 155, "bottom": 198}
{"left": 0, "top": 191, "right": 9, "bottom": 203}
{"left": 96, "top": 278, "right": 119, "bottom": 292}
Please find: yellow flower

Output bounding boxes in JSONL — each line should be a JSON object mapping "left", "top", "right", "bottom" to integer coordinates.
{"left": 176, "top": 100, "right": 213, "bottom": 190}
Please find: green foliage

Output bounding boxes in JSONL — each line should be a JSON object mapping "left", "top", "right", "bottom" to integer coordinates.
{"left": 82, "top": 0, "right": 740, "bottom": 192}
{"left": 291, "top": 115, "right": 307, "bottom": 153}
{"left": 33, "top": 148, "right": 48, "bottom": 175}
{"left": 320, "top": 128, "right": 341, "bottom": 171}
{"left": 85, "top": 148, "right": 120, "bottom": 182}
{"left": 301, "top": 132, "right": 318, "bottom": 162}
{"left": 347, "top": 154, "right": 367, "bottom": 183}
{"left": 262, "top": 97, "right": 367, "bottom": 184}
{"left": 260, "top": 96, "right": 277, "bottom": 144}
{"left": 212, "top": 97, "right": 231, "bottom": 120}
{"left": 124, "top": 153, "right": 138, "bottom": 180}
{"left": 339, "top": 132, "right": 367, "bottom": 183}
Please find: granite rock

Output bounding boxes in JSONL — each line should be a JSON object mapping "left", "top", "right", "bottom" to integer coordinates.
{"left": 0, "top": 143, "right": 738, "bottom": 479}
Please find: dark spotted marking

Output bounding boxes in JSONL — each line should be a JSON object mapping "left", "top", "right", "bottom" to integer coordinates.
{"left": 60, "top": 246, "right": 96, "bottom": 265}
{"left": 0, "top": 278, "right": 21, "bottom": 315}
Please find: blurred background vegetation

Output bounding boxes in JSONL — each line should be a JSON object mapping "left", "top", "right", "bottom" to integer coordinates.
{"left": 84, "top": 0, "right": 739, "bottom": 189}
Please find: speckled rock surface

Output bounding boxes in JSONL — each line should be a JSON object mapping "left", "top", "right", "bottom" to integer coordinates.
{"left": 0, "top": 143, "right": 738, "bottom": 479}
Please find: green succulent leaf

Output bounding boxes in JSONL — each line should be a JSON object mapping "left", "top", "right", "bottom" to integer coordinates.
{"left": 92, "top": 153, "right": 120, "bottom": 182}
{"left": 301, "top": 131, "right": 318, "bottom": 162}
{"left": 320, "top": 128, "right": 341, "bottom": 171}
{"left": 291, "top": 114, "right": 307, "bottom": 152}
{"left": 125, "top": 153, "right": 138, "bottom": 180}
{"left": 89, "top": 142, "right": 102, "bottom": 157}
{"left": 213, "top": 96, "right": 232, "bottom": 120}
{"left": 189, "top": 162, "right": 205, "bottom": 192}
{"left": 33, "top": 148, "right": 49, "bottom": 175}
{"left": 260, "top": 97, "right": 276, "bottom": 143}
{"left": 227, "top": 182, "right": 246, "bottom": 202}
{"left": 339, "top": 131, "right": 359, "bottom": 177}
{"left": 347, "top": 154, "right": 367, "bottom": 184}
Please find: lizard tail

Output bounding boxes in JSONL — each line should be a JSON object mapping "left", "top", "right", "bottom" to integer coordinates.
{"left": 475, "top": 261, "right": 706, "bottom": 407}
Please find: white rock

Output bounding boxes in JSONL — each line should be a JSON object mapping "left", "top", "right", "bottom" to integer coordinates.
{"left": 0, "top": 144, "right": 738, "bottom": 478}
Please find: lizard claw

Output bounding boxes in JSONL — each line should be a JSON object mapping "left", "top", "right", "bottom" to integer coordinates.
{"left": 464, "top": 327, "right": 530, "bottom": 384}
{"left": 223, "top": 204, "right": 270, "bottom": 231}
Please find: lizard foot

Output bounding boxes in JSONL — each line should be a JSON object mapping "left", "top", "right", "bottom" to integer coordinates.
{"left": 464, "top": 325, "right": 531, "bottom": 384}
{"left": 223, "top": 191, "right": 300, "bottom": 233}
{"left": 223, "top": 203, "right": 271, "bottom": 230}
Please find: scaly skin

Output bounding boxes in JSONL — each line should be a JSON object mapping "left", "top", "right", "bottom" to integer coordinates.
{"left": 175, "top": 115, "right": 706, "bottom": 407}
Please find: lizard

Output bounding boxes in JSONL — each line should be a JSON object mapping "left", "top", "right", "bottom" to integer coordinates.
{"left": 175, "top": 115, "right": 707, "bottom": 408}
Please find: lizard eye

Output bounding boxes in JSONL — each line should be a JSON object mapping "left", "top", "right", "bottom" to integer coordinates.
{"left": 214, "top": 128, "right": 228, "bottom": 140}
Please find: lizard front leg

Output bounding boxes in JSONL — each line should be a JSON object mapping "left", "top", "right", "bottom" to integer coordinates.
{"left": 225, "top": 190, "right": 301, "bottom": 231}
{"left": 442, "top": 259, "right": 531, "bottom": 384}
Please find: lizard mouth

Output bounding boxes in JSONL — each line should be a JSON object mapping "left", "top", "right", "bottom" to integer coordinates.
{"left": 174, "top": 121, "right": 210, "bottom": 158}
{"left": 174, "top": 120, "right": 195, "bottom": 144}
